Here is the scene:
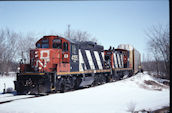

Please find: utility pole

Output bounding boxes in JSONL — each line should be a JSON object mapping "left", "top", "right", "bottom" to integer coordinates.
{"left": 68, "top": 24, "right": 71, "bottom": 39}
{"left": 21, "top": 51, "right": 24, "bottom": 63}
{"left": 142, "top": 53, "right": 145, "bottom": 62}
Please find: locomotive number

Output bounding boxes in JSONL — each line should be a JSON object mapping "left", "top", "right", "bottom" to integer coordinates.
{"left": 71, "top": 55, "right": 78, "bottom": 62}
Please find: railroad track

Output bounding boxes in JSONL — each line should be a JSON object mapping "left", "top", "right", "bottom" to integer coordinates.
{"left": 0, "top": 94, "right": 44, "bottom": 104}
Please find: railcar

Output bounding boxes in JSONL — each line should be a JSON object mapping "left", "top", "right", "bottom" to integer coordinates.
{"left": 14, "top": 35, "right": 141, "bottom": 94}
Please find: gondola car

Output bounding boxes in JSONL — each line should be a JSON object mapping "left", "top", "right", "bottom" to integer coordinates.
{"left": 14, "top": 35, "right": 141, "bottom": 94}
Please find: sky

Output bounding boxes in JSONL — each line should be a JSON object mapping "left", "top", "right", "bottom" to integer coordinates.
{"left": 0, "top": 1, "right": 169, "bottom": 60}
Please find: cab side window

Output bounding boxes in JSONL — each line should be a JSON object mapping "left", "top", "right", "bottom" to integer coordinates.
{"left": 63, "top": 42, "right": 68, "bottom": 52}
{"left": 36, "top": 43, "right": 41, "bottom": 48}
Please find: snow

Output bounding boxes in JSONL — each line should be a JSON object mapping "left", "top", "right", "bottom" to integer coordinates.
{"left": 0, "top": 75, "right": 16, "bottom": 93}
{"left": 0, "top": 72, "right": 169, "bottom": 113}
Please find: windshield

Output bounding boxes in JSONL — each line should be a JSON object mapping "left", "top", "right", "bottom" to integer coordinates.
{"left": 36, "top": 39, "right": 49, "bottom": 48}
{"left": 41, "top": 39, "right": 49, "bottom": 48}
{"left": 42, "top": 43, "right": 49, "bottom": 48}
{"left": 53, "top": 39, "right": 61, "bottom": 49}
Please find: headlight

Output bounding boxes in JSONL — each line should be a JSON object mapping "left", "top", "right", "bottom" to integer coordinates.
{"left": 17, "top": 67, "right": 20, "bottom": 71}
{"left": 57, "top": 76, "right": 61, "bottom": 79}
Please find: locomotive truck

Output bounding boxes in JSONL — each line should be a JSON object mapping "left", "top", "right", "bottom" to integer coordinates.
{"left": 14, "top": 35, "right": 142, "bottom": 94}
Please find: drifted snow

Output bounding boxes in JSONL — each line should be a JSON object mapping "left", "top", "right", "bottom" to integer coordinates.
{"left": 0, "top": 72, "right": 169, "bottom": 113}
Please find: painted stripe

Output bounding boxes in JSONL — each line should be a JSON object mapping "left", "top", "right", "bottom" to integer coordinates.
{"left": 94, "top": 51, "right": 103, "bottom": 69}
{"left": 121, "top": 54, "right": 124, "bottom": 68}
{"left": 90, "top": 50, "right": 99, "bottom": 70}
{"left": 79, "top": 49, "right": 87, "bottom": 71}
{"left": 85, "top": 50, "right": 95, "bottom": 69}
{"left": 56, "top": 68, "right": 133, "bottom": 75}
{"left": 101, "top": 52, "right": 105, "bottom": 61}
{"left": 22, "top": 73, "right": 45, "bottom": 75}
{"left": 57, "top": 69, "right": 111, "bottom": 75}
{"left": 81, "top": 49, "right": 90, "bottom": 70}
{"left": 119, "top": 53, "right": 123, "bottom": 68}
{"left": 113, "top": 53, "right": 118, "bottom": 68}
{"left": 99, "top": 51, "right": 104, "bottom": 68}
{"left": 112, "top": 67, "right": 132, "bottom": 71}
{"left": 115, "top": 53, "right": 119, "bottom": 68}
{"left": 119, "top": 54, "right": 123, "bottom": 68}
{"left": 113, "top": 55, "right": 115, "bottom": 68}
{"left": 117, "top": 53, "right": 121, "bottom": 68}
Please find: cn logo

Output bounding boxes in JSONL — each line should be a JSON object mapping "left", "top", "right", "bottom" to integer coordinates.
{"left": 40, "top": 50, "right": 50, "bottom": 61}
{"left": 35, "top": 50, "right": 50, "bottom": 69}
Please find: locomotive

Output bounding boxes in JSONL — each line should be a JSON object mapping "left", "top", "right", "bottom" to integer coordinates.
{"left": 14, "top": 35, "right": 142, "bottom": 94}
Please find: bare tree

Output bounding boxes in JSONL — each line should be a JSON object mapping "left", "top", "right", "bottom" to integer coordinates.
{"left": 0, "top": 30, "right": 5, "bottom": 63}
{"left": 16, "top": 33, "right": 37, "bottom": 63}
{"left": 145, "top": 24, "right": 169, "bottom": 79}
{"left": 64, "top": 25, "right": 98, "bottom": 43}
{"left": 0, "top": 28, "right": 19, "bottom": 75}
{"left": 0, "top": 28, "right": 37, "bottom": 75}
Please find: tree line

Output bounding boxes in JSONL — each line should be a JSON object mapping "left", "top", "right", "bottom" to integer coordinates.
{"left": 142, "top": 25, "right": 169, "bottom": 79}
{"left": 0, "top": 28, "right": 37, "bottom": 75}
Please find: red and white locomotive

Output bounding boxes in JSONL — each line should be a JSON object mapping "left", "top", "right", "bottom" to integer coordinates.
{"left": 14, "top": 35, "right": 142, "bottom": 94}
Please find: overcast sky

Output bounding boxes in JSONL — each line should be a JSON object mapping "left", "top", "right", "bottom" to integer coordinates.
{"left": 0, "top": 1, "right": 169, "bottom": 60}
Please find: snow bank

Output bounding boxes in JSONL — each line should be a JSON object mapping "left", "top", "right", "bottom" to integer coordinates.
{"left": 0, "top": 76, "right": 16, "bottom": 93}
{"left": 0, "top": 72, "right": 169, "bottom": 113}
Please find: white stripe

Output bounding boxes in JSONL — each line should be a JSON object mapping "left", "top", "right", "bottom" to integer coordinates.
{"left": 79, "top": 49, "right": 87, "bottom": 71}
{"left": 85, "top": 50, "right": 95, "bottom": 70}
{"left": 117, "top": 53, "right": 121, "bottom": 68}
{"left": 101, "top": 52, "right": 104, "bottom": 61}
{"left": 120, "top": 54, "right": 124, "bottom": 68}
{"left": 113, "top": 53, "right": 118, "bottom": 68}
{"left": 94, "top": 51, "right": 103, "bottom": 69}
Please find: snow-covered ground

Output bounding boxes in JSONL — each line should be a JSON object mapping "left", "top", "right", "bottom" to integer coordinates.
{"left": 0, "top": 72, "right": 169, "bottom": 113}
{"left": 0, "top": 72, "right": 16, "bottom": 94}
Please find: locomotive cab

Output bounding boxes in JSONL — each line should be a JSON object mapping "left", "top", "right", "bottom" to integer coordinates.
{"left": 104, "top": 48, "right": 130, "bottom": 69}
{"left": 29, "top": 36, "right": 72, "bottom": 73}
